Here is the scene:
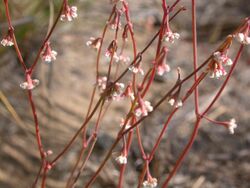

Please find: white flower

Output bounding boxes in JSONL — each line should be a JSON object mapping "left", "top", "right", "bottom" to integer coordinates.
{"left": 1, "top": 38, "right": 14, "bottom": 46}
{"left": 60, "top": 6, "right": 78, "bottom": 21}
{"left": 228, "top": 118, "right": 237, "bottom": 134}
{"left": 143, "top": 178, "right": 158, "bottom": 188}
{"left": 20, "top": 78, "right": 40, "bottom": 90}
{"left": 86, "top": 37, "right": 102, "bottom": 51}
{"left": 168, "top": 98, "right": 175, "bottom": 106}
{"left": 235, "top": 33, "right": 250, "bottom": 45}
{"left": 175, "top": 100, "right": 183, "bottom": 108}
{"left": 163, "top": 31, "right": 180, "bottom": 44}
{"left": 213, "top": 51, "right": 233, "bottom": 66}
{"left": 115, "top": 155, "right": 127, "bottom": 164}
{"left": 129, "top": 65, "right": 144, "bottom": 75}
{"left": 135, "top": 100, "right": 153, "bottom": 117}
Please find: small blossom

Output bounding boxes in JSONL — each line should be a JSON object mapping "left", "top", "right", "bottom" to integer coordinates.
{"left": 115, "top": 154, "right": 127, "bottom": 164}
{"left": 213, "top": 51, "right": 233, "bottom": 66}
{"left": 143, "top": 177, "right": 158, "bottom": 188}
{"left": 209, "top": 63, "right": 227, "bottom": 79}
{"left": 163, "top": 31, "right": 180, "bottom": 44}
{"left": 118, "top": 54, "right": 130, "bottom": 64}
{"left": 86, "top": 37, "right": 102, "bottom": 51}
{"left": 235, "top": 32, "right": 250, "bottom": 45}
{"left": 234, "top": 19, "right": 250, "bottom": 45}
{"left": 111, "top": 82, "right": 125, "bottom": 101}
{"left": 135, "top": 99, "right": 153, "bottom": 117}
{"left": 129, "top": 64, "right": 144, "bottom": 75}
{"left": 41, "top": 42, "right": 57, "bottom": 62}
{"left": 1, "top": 29, "right": 14, "bottom": 47}
{"left": 122, "top": 83, "right": 135, "bottom": 100}
{"left": 97, "top": 76, "right": 107, "bottom": 93}
{"left": 60, "top": 5, "right": 77, "bottom": 21}
{"left": 20, "top": 74, "right": 39, "bottom": 90}
{"left": 168, "top": 98, "right": 183, "bottom": 108}
{"left": 228, "top": 118, "right": 237, "bottom": 134}
{"left": 155, "top": 47, "right": 170, "bottom": 76}
{"left": 105, "top": 40, "right": 118, "bottom": 59}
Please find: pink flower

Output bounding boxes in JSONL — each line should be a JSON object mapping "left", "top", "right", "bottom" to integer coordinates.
{"left": 162, "top": 31, "right": 180, "bottom": 44}
{"left": 105, "top": 40, "right": 118, "bottom": 60}
{"left": 156, "top": 47, "right": 170, "bottom": 76}
{"left": 213, "top": 51, "right": 233, "bottom": 66}
{"left": 41, "top": 42, "right": 57, "bottom": 62}
{"left": 97, "top": 76, "right": 107, "bottom": 93}
{"left": 122, "top": 82, "right": 135, "bottom": 100}
{"left": 1, "top": 29, "right": 14, "bottom": 47}
{"left": 135, "top": 96, "right": 153, "bottom": 117}
{"left": 234, "top": 19, "right": 250, "bottom": 45}
{"left": 143, "top": 177, "right": 158, "bottom": 188}
{"left": 20, "top": 73, "right": 39, "bottom": 90}
{"left": 60, "top": 5, "right": 77, "bottom": 21}
{"left": 86, "top": 37, "right": 102, "bottom": 51}
{"left": 209, "top": 62, "right": 227, "bottom": 79}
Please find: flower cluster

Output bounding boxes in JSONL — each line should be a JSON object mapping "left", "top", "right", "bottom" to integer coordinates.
{"left": 168, "top": 98, "right": 183, "bottom": 108}
{"left": 86, "top": 37, "right": 102, "bottom": 51}
{"left": 41, "top": 42, "right": 57, "bottom": 63}
{"left": 115, "top": 154, "right": 127, "bottom": 164}
{"left": 60, "top": 4, "right": 78, "bottom": 21}
{"left": 122, "top": 82, "right": 134, "bottom": 100}
{"left": 20, "top": 73, "right": 40, "bottom": 90}
{"left": 97, "top": 76, "right": 107, "bottom": 93}
{"left": 1, "top": 29, "right": 14, "bottom": 47}
{"left": 135, "top": 98, "right": 153, "bottom": 117}
{"left": 156, "top": 47, "right": 170, "bottom": 76}
{"left": 208, "top": 51, "right": 233, "bottom": 79}
{"left": 234, "top": 19, "right": 250, "bottom": 45}
{"left": 227, "top": 118, "right": 238, "bottom": 134}
{"left": 142, "top": 177, "right": 158, "bottom": 188}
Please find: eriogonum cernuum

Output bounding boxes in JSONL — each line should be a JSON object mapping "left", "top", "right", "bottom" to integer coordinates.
{"left": 234, "top": 19, "right": 250, "bottom": 45}
{"left": 155, "top": 47, "right": 170, "bottom": 76}
{"left": 213, "top": 51, "right": 233, "bottom": 66}
{"left": 122, "top": 82, "right": 135, "bottom": 100}
{"left": 142, "top": 177, "right": 158, "bottom": 188}
{"left": 135, "top": 95, "right": 153, "bottom": 117}
{"left": 168, "top": 98, "right": 183, "bottom": 108}
{"left": 20, "top": 73, "right": 39, "bottom": 90}
{"left": 162, "top": 8, "right": 180, "bottom": 44}
{"left": 105, "top": 40, "right": 119, "bottom": 62}
{"left": 60, "top": 3, "right": 77, "bottom": 22}
{"left": 227, "top": 118, "right": 238, "bottom": 134}
{"left": 1, "top": 29, "right": 14, "bottom": 47}
{"left": 97, "top": 76, "right": 107, "bottom": 93}
{"left": 41, "top": 42, "right": 57, "bottom": 63}
{"left": 115, "top": 154, "right": 127, "bottom": 164}
{"left": 86, "top": 37, "right": 102, "bottom": 51}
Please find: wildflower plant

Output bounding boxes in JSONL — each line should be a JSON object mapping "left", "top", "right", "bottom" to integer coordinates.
{"left": 1, "top": 0, "right": 249, "bottom": 187}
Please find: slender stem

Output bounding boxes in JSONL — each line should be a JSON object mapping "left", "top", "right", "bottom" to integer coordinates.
{"left": 162, "top": 118, "right": 201, "bottom": 187}
{"left": 28, "top": 90, "right": 44, "bottom": 159}
{"left": 191, "top": 0, "right": 200, "bottom": 115}
{"left": 3, "top": 0, "right": 27, "bottom": 71}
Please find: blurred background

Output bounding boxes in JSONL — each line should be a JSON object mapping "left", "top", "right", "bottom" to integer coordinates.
{"left": 0, "top": 0, "right": 249, "bottom": 187}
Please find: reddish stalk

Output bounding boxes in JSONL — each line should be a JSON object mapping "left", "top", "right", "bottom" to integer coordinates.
{"left": 162, "top": 45, "right": 244, "bottom": 187}
{"left": 191, "top": 0, "right": 200, "bottom": 115}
